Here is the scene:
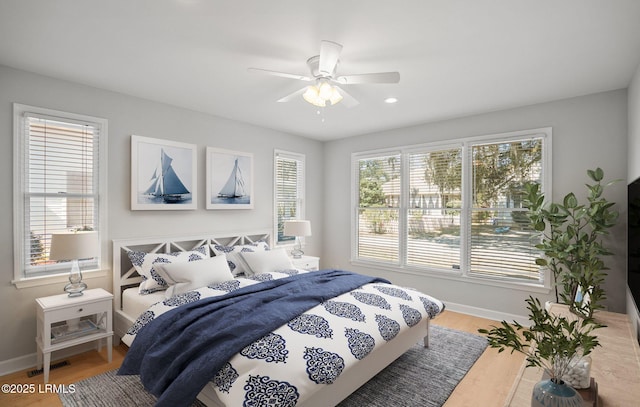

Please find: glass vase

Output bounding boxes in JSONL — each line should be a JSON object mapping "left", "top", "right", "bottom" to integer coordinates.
{"left": 563, "top": 356, "right": 592, "bottom": 389}
{"left": 531, "top": 378, "right": 583, "bottom": 407}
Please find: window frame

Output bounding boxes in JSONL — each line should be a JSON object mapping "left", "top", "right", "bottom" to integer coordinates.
{"left": 12, "top": 104, "right": 108, "bottom": 287}
{"left": 351, "top": 128, "right": 552, "bottom": 291}
{"left": 273, "top": 149, "right": 306, "bottom": 247}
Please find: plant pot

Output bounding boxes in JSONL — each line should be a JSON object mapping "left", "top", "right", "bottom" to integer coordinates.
{"left": 531, "top": 378, "right": 583, "bottom": 407}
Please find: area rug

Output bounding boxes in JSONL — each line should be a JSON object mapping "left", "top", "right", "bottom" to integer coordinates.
{"left": 59, "top": 325, "right": 487, "bottom": 407}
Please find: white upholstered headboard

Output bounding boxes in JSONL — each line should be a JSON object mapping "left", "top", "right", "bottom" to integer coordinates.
{"left": 111, "top": 230, "right": 272, "bottom": 311}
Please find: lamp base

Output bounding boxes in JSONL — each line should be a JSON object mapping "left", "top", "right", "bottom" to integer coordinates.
{"left": 64, "top": 281, "right": 87, "bottom": 297}
{"left": 65, "top": 259, "right": 86, "bottom": 297}
{"left": 290, "top": 248, "right": 304, "bottom": 259}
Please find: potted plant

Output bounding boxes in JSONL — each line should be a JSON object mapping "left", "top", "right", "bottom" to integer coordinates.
{"left": 479, "top": 296, "right": 601, "bottom": 405}
{"left": 524, "top": 168, "right": 619, "bottom": 319}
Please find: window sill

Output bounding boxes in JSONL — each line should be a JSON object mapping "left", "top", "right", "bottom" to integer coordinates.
{"left": 12, "top": 269, "right": 109, "bottom": 289}
{"left": 350, "top": 259, "right": 551, "bottom": 294}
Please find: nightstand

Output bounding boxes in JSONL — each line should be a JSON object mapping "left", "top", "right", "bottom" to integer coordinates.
{"left": 35, "top": 288, "right": 113, "bottom": 383}
{"left": 291, "top": 255, "right": 320, "bottom": 271}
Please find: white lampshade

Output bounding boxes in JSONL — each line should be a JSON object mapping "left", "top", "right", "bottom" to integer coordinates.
{"left": 49, "top": 231, "right": 98, "bottom": 261}
{"left": 329, "top": 87, "right": 343, "bottom": 105}
{"left": 318, "top": 81, "right": 333, "bottom": 100}
{"left": 303, "top": 86, "right": 325, "bottom": 107}
{"left": 283, "top": 220, "right": 312, "bottom": 237}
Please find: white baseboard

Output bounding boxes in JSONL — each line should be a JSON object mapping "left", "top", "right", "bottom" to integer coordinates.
{"left": 0, "top": 342, "right": 101, "bottom": 377}
{"left": 443, "top": 301, "right": 530, "bottom": 327}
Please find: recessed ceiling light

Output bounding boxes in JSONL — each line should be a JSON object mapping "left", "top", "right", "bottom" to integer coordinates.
{"left": 384, "top": 97, "right": 398, "bottom": 104}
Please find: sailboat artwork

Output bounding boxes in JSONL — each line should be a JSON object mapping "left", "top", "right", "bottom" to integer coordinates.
{"left": 207, "top": 147, "right": 253, "bottom": 209}
{"left": 144, "top": 148, "right": 191, "bottom": 203}
{"left": 218, "top": 158, "right": 247, "bottom": 199}
{"left": 131, "top": 135, "right": 197, "bottom": 211}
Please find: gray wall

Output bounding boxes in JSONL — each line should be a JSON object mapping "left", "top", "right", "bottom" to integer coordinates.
{"left": 0, "top": 65, "right": 324, "bottom": 364}
{"left": 323, "top": 89, "right": 628, "bottom": 319}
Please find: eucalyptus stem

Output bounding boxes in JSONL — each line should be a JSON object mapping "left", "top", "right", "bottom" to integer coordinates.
{"left": 478, "top": 297, "right": 600, "bottom": 381}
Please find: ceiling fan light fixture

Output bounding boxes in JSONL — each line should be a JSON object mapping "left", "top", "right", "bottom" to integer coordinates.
{"left": 303, "top": 85, "right": 326, "bottom": 107}
{"left": 329, "top": 87, "right": 343, "bottom": 105}
{"left": 303, "top": 80, "right": 342, "bottom": 107}
{"left": 250, "top": 40, "right": 399, "bottom": 109}
{"left": 318, "top": 80, "right": 333, "bottom": 100}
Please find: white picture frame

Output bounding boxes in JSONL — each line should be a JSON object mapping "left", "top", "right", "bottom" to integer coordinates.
{"left": 206, "top": 147, "right": 254, "bottom": 210}
{"left": 131, "top": 135, "right": 197, "bottom": 210}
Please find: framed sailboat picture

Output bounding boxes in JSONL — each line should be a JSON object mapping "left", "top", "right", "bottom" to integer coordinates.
{"left": 131, "top": 135, "right": 197, "bottom": 210}
{"left": 206, "top": 147, "right": 253, "bottom": 209}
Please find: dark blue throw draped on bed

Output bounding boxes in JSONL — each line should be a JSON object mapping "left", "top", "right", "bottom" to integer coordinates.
{"left": 118, "top": 269, "right": 390, "bottom": 407}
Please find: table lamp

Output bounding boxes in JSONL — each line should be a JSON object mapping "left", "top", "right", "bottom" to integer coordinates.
{"left": 49, "top": 231, "right": 98, "bottom": 297}
{"left": 283, "top": 220, "right": 312, "bottom": 259}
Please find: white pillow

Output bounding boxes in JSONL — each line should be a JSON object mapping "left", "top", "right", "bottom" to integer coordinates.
{"left": 211, "top": 241, "right": 269, "bottom": 276}
{"left": 240, "top": 248, "right": 295, "bottom": 276}
{"left": 154, "top": 255, "right": 234, "bottom": 297}
{"left": 127, "top": 246, "right": 209, "bottom": 294}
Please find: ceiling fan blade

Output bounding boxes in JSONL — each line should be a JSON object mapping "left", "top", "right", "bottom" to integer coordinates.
{"left": 336, "top": 72, "right": 400, "bottom": 85}
{"left": 334, "top": 86, "right": 359, "bottom": 108}
{"left": 319, "top": 40, "right": 342, "bottom": 76}
{"left": 248, "top": 68, "right": 311, "bottom": 82}
{"left": 277, "top": 87, "right": 308, "bottom": 103}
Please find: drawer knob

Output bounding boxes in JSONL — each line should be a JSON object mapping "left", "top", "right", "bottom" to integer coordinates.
{"left": 78, "top": 308, "right": 83, "bottom": 312}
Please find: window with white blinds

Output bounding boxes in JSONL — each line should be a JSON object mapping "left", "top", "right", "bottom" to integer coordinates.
{"left": 356, "top": 153, "right": 401, "bottom": 263}
{"left": 469, "top": 138, "right": 544, "bottom": 281}
{"left": 274, "top": 150, "right": 305, "bottom": 245}
{"left": 352, "top": 128, "right": 551, "bottom": 285}
{"left": 407, "top": 148, "right": 462, "bottom": 270}
{"left": 13, "top": 104, "right": 107, "bottom": 280}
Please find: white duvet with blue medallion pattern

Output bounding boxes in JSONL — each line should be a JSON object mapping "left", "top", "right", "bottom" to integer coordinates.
{"left": 122, "top": 269, "right": 444, "bottom": 406}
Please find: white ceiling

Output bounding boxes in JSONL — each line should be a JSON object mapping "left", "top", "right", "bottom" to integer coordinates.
{"left": 1, "top": 1, "right": 640, "bottom": 141}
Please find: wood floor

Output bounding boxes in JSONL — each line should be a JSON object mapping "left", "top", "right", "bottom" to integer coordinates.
{"left": 0, "top": 310, "right": 524, "bottom": 407}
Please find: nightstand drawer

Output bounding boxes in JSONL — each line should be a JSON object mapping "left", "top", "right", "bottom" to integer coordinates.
{"left": 291, "top": 256, "right": 320, "bottom": 271}
{"left": 42, "top": 299, "right": 111, "bottom": 323}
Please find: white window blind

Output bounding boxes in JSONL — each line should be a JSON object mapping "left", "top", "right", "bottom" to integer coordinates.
{"left": 468, "top": 137, "right": 544, "bottom": 281}
{"left": 352, "top": 128, "right": 550, "bottom": 286}
{"left": 14, "top": 104, "right": 106, "bottom": 279}
{"left": 406, "top": 148, "right": 462, "bottom": 270}
{"left": 274, "top": 150, "right": 305, "bottom": 245}
{"left": 355, "top": 153, "right": 401, "bottom": 264}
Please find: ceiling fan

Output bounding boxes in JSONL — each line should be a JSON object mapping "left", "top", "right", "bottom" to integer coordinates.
{"left": 248, "top": 40, "right": 400, "bottom": 108}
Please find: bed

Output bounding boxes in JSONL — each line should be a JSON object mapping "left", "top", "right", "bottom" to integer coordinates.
{"left": 112, "top": 230, "right": 445, "bottom": 407}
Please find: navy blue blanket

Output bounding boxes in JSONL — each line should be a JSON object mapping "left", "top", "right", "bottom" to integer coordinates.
{"left": 118, "top": 269, "right": 389, "bottom": 407}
